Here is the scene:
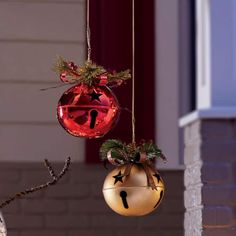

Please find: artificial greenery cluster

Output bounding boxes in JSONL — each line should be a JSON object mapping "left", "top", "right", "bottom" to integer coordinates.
{"left": 53, "top": 56, "right": 131, "bottom": 86}
{"left": 100, "top": 139, "right": 166, "bottom": 164}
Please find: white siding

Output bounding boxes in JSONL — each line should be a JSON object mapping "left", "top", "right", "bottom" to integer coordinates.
{"left": 0, "top": 0, "right": 86, "bottom": 162}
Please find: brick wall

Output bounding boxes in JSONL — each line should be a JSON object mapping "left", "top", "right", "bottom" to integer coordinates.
{"left": 0, "top": 162, "right": 184, "bottom": 236}
{"left": 184, "top": 119, "right": 236, "bottom": 236}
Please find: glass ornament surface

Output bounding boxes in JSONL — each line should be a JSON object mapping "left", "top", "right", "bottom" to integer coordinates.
{"left": 57, "top": 84, "right": 120, "bottom": 138}
{"left": 0, "top": 212, "right": 7, "bottom": 236}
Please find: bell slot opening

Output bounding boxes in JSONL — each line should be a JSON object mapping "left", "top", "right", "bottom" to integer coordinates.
{"left": 89, "top": 109, "right": 98, "bottom": 129}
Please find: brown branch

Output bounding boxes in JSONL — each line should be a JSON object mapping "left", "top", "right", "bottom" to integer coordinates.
{"left": 44, "top": 159, "right": 57, "bottom": 180}
{"left": 0, "top": 157, "right": 71, "bottom": 209}
{"left": 40, "top": 83, "right": 68, "bottom": 91}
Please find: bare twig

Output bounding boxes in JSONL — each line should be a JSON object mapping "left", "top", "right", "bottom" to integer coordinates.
{"left": 40, "top": 83, "right": 68, "bottom": 91}
{"left": 44, "top": 159, "right": 57, "bottom": 180}
{"left": 0, "top": 157, "right": 71, "bottom": 209}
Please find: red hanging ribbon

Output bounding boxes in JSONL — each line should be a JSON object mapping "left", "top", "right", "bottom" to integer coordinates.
{"left": 98, "top": 75, "right": 108, "bottom": 86}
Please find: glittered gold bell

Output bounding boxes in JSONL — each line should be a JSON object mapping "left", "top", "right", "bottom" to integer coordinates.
{"left": 103, "top": 164, "right": 165, "bottom": 216}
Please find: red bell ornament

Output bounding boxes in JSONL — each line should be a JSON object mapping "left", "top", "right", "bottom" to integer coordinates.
{"left": 54, "top": 57, "right": 131, "bottom": 138}
{"left": 57, "top": 84, "right": 120, "bottom": 138}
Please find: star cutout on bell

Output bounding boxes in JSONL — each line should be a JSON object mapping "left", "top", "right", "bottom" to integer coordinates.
{"left": 113, "top": 171, "right": 124, "bottom": 185}
{"left": 88, "top": 90, "right": 103, "bottom": 102}
{"left": 153, "top": 173, "right": 161, "bottom": 183}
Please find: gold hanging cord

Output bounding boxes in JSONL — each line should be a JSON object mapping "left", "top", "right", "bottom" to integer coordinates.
{"left": 86, "top": 0, "right": 92, "bottom": 62}
{"left": 132, "top": 0, "right": 136, "bottom": 144}
{"left": 86, "top": 0, "right": 135, "bottom": 143}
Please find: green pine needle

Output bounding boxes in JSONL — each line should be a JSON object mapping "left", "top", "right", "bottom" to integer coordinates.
{"left": 99, "top": 139, "right": 166, "bottom": 163}
{"left": 53, "top": 57, "right": 131, "bottom": 86}
{"left": 100, "top": 139, "right": 125, "bottom": 161}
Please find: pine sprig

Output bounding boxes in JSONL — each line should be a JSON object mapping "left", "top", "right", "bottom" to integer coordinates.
{"left": 53, "top": 57, "right": 131, "bottom": 86}
{"left": 53, "top": 56, "right": 71, "bottom": 74}
{"left": 138, "top": 141, "right": 166, "bottom": 161}
{"left": 100, "top": 139, "right": 125, "bottom": 161}
{"left": 108, "top": 70, "right": 131, "bottom": 86}
{"left": 79, "top": 61, "right": 107, "bottom": 86}
{"left": 100, "top": 139, "right": 166, "bottom": 164}
{"left": 53, "top": 56, "right": 79, "bottom": 83}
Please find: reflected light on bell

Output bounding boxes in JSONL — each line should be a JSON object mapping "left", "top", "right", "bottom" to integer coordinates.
{"left": 59, "top": 107, "right": 63, "bottom": 118}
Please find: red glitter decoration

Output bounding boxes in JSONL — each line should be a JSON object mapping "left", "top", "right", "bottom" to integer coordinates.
{"left": 60, "top": 72, "right": 69, "bottom": 83}
{"left": 98, "top": 75, "right": 108, "bottom": 86}
{"left": 57, "top": 84, "right": 120, "bottom": 138}
{"left": 68, "top": 62, "right": 78, "bottom": 71}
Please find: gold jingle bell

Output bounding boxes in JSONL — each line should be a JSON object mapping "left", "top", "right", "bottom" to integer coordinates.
{"left": 103, "top": 164, "right": 165, "bottom": 216}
